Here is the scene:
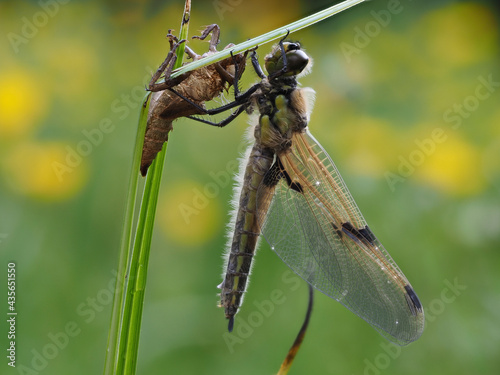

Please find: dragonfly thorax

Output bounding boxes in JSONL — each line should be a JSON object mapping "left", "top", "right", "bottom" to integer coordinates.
{"left": 254, "top": 91, "right": 309, "bottom": 152}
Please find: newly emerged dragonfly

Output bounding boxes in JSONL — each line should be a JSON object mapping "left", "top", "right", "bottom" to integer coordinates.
{"left": 182, "top": 39, "right": 424, "bottom": 345}
{"left": 141, "top": 24, "right": 246, "bottom": 176}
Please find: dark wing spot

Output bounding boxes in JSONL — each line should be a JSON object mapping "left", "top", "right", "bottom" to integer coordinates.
{"left": 263, "top": 157, "right": 303, "bottom": 192}
{"left": 284, "top": 173, "right": 303, "bottom": 192}
{"left": 331, "top": 223, "right": 343, "bottom": 239}
{"left": 359, "top": 225, "right": 376, "bottom": 245}
{"left": 277, "top": 157, "right": 303, "bottom": 193}
{"left": 263, "top": 160, "right": 283, "bottom": 187}
{"left": 341, "top": 222, "right": 364, "bottom": 243}
{"left": 404, "top": 285, "right": 423, "bottom": 316}
{"left": 342, "top": 222, "right": 355, "bottom": 232}
{"left": 342, "top": 223, "right": 378, "bottom": 246}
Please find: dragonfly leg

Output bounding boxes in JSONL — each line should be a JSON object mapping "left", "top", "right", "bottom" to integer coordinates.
{"left": 148, "top": 33, "right": 188, "bottom": 92}
{"left": 213, "top": 61, "right": 236, "bottom": 87}
{"left": 166, "top": 29, "right": 200, "bottom": 61}
{"left": 268, "top": 32, "right": 290, "bottom": 80}
{"left": 165, "top": 67, "right": 260, "bottom": 127}
{"left": 193, "top": 23, "right": 249, "bottom": 96}
{"left": 251, "top": 49, "right": 266, "bottom": 79}
{"left": 186, "top": 104, "right": 247, "bottom": 128}
{"left": 192, "top": 23, "right": 221, "bottom": 52}
{"left": 168, "top": 82, "right": 259, "bottom": 116}
{"left": 223, "top": 49, "right": 252, "bottom": 98}
{"left": 164, "top": 79, "right": 258, "bottom": 128}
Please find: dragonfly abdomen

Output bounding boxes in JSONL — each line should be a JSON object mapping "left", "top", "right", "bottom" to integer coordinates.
{"left": 220, "top": 143, "right": 274, "bottom": 330}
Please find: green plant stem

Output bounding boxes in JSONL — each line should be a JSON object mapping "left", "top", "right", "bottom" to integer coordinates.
{"left": 104, "top": 93, "right": 150, "bottom": 375}
{"left": 104, "top": 1, "right": 190, "bottom": 374}
{"left": 160, "top": 0, "right": 366, "bottom": 82}
{"left": 121, "top": 147, "right": 161, "bottom": 373}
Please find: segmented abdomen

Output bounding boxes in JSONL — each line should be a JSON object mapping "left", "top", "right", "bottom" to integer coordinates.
{"left": 220, "top": 143, "right": 274, "bottom": 327}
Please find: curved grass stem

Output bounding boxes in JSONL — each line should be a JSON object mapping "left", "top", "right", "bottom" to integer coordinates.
{"left": 103, "top": 1, "right": 191, "bottom": 374}
{"left": 161, "top": 0, "right": 367, "bottom": 83}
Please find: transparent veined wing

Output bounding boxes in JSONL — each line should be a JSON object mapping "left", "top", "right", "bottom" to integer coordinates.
{"left": 256, "top": 130, "right": 424, "bottom": 345}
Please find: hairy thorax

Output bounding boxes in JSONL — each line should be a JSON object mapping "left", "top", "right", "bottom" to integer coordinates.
{"left": 251, "top": 78, "right": 311, "bottom": 153}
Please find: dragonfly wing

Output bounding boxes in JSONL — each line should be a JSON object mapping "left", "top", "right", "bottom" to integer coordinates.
{"left": 257, "top": 130, "right": 424, "bottom": 345}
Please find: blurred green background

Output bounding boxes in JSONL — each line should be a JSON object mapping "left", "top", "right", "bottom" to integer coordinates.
{"left": 1, "top": 0, "right": 499, "bottom": 374}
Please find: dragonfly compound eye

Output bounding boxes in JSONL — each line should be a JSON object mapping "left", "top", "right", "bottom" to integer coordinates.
{"left": 265, "top": 42, "right": 310, "bottom": 77}
{"left": 283, "top": 49, "right": 309, "bottom": 76}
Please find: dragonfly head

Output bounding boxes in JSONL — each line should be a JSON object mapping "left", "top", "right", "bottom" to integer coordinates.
{"left": 265, "top": 42, "right": 310, "bottom": 78}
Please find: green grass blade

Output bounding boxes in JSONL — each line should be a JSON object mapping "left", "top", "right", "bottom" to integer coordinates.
{"left": 113, "top": 1, "right": 191, "bottom": 374}
{"left": 104, "top": 92, "right": 150, "bottom": 375}
{"left": 161, "top": 0, "right": 367, "bottom": 81}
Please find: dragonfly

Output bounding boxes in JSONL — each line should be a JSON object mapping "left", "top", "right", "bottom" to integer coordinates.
{"left": 180, "top": 38, "right": 425, "bottom": 346}
{"left": 141, "top": 24, "right": 246, "bottom": 176}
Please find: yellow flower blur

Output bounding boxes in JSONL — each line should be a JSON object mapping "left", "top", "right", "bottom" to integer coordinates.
{"left": 3, "top": 141, "right": 88, "bottom": 201}
{"left": 0, "top": 68, "right": 48, "bottom": 137}
{"left": 159, "top": 180, "right": 222, "bottom": 247}
{"left": 416, "top": 135, "right": 486, "bottom": 196}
